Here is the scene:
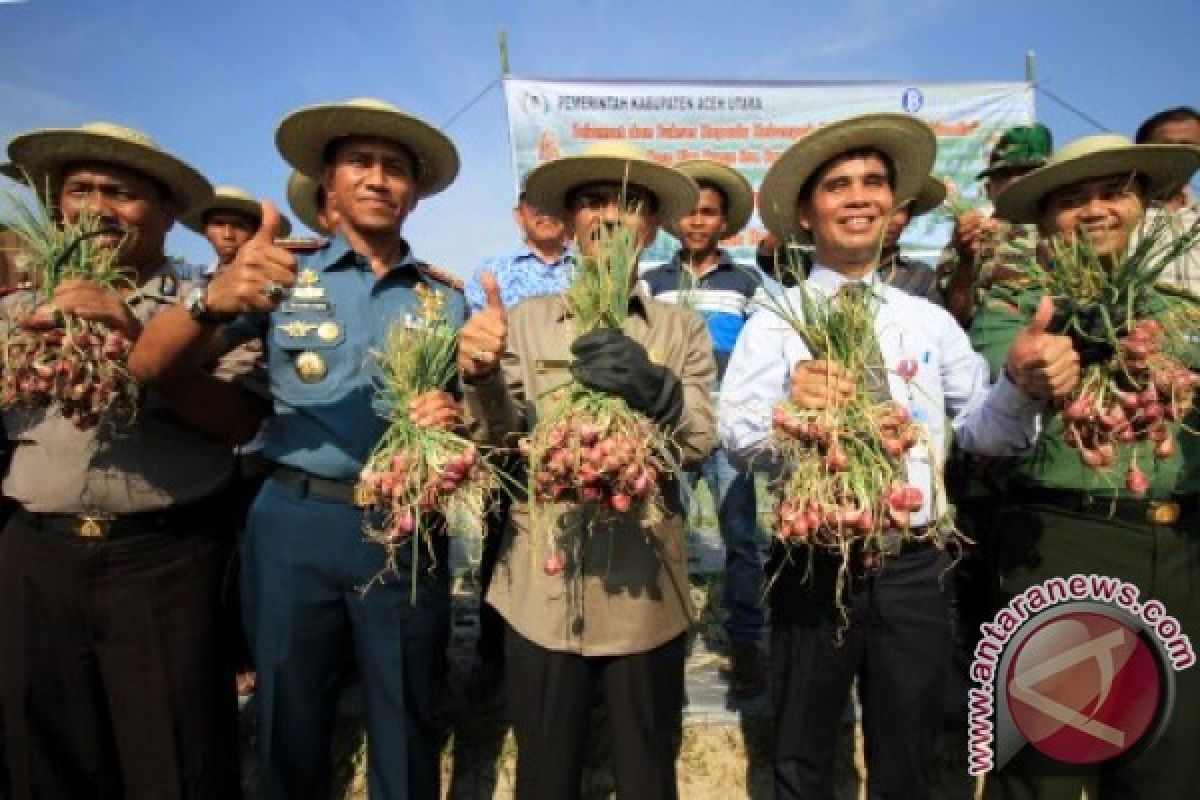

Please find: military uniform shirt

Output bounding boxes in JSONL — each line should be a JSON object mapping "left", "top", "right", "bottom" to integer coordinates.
{"left": 970, "top": 276, "right": 1200, "bottom": 497}
{"left": 245, "top": 234, "right": 466, "bottom": 482}
{"left": 1, "top": 264, "right": 236, "bottom": 513}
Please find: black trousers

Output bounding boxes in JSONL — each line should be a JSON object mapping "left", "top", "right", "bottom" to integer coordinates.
{"left": 770, "top": 546, "right": 951, "bottom": 800}
{"left": 0, "top": 513, "right": 241, "bottom": 800}
{"left": 475, "top": 487, "right": 510, "bottom": 663}
{"left": 504, "top": 626, "right": 686, "bottom": 800}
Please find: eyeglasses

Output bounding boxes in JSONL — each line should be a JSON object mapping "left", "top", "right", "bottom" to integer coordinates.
{"left": 567, "top": 186, "right": 654, "bottom": 213}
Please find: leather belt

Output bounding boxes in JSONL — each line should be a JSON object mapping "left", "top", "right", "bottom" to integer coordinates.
{"left": 1008, "top": 487, "right": 1196, "bottom": 527}
{"left": 20, "top": 502, "right": 210, "bottom": 540}
{"left": 272, "top": 464, "right": 369, "bottom": 506}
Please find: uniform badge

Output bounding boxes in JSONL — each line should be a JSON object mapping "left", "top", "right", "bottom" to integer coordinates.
{"left": 293, "top": 286, "right": 327, "bottom": 300}
{"left": 297, "top": 269, "right": 320, "bottom": 286}
{"left": 278, "top": 321, "right": 317, "bottom": 338}
{"left": 316, "top": 321, "right": 340, "bottom": 342}
{"left": 295, "top": 351, "right": 327, "bottom": 383}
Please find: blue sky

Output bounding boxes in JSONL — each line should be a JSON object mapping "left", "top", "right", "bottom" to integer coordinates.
{"left": 1, "top": 0, "right": 1196, "bottom": 275}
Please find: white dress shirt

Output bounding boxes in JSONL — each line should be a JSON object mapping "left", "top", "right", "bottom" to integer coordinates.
{"left": 718, "top": 264, "right": 1041, "bottom": 526}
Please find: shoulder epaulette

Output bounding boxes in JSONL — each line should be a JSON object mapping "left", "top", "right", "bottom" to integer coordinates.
{"left": 417, "top": 261, "right": 464, "bottom": 291}
{"left": 275, "top": 236, "right": 328, "bottom": 254}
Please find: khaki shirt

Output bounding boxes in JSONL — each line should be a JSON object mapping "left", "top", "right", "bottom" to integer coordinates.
{"left": 464, "top": 287, "right": 717, "bottom": 656}
{"left": 1, "top": 267, "right": 237, "bottom": 514}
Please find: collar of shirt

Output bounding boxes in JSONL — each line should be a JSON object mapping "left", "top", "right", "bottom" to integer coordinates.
{"left": 553, "top": 280, "right": 655, "bottom": 323}
{"left": 665, "top": 247, "right": 737, "bottom": 275}
{"left": 516, "top": 243, "right": 572, "bottom": 268}
{"left": 317, "top": 233, "right": 418, "bottom": 276}
{"left": 805, "top": 263, "right": 885, "bottom": 297}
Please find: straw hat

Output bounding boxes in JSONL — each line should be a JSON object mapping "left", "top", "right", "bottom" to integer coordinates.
{"left": 758, "top": 113, "right": 937, "bottom": 241}
{"left": 523, "top": 141, "right": 699, "bottom": 225}
{"left": 180, "top": 185, "right": 292, "bottom": 237}
{"left": 674, "top": 159, "right": 755, "bottom": 234}
{"left": 276, "top": 97, "right": 459, "bottom": 198}
{"left": 287, "top": 171, "right": 328, "bottom": 235}
{"left": 0, "top": 162, "right": 22, "bottom": 183}
{"left": 909, "top": 176, "right": 948, "bottom": 218}
{"left": 6, "top": 122, "right": 212, "bottom": 213}
{"left": 994, "top": 134, "right": 1200, "bottom": 224}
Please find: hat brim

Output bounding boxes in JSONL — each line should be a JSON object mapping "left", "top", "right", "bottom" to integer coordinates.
{"left": 758, "top": 114, "right": 937, "bottom": 242}
{"left": 976, "top": 160, "right": 1044, "bottom": 181}
{"left": 994, "top": 145, "right": 1200, "bottom": 224}
{"left": 523, "top": 155, "right": 699, "bottom": 226}
{"left": 287, "top": 172, "right": 328, "bottom": 235}
{"left": 7, "top": 128, "right": 213, "bottom": 215}
{"left": 180, "top": 195, "right": 292, "bottom": 237}
{"left": 276, "top": 105, "right": 459, "bottom": 198}
{"left": 674, "top": 159, "right": 755, "bottom": 235}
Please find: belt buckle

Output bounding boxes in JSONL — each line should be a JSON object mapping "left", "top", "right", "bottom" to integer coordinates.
{"left": 75, "top": 515, "right": 114, "bottom": 538}
{"left": 353, "top": 484, "right": 377, "bottom": 508}
{"left": 1147, "top": 501, "right": 1180, "bottom": 526}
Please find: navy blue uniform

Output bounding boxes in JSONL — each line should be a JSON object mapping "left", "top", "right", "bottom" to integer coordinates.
{"left": 236, "top": 235, "right": 465, "bottom": 800}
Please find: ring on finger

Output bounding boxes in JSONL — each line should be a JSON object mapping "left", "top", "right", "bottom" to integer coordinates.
{"left": 262, "top": 281, "right": 285, "bottom": 302}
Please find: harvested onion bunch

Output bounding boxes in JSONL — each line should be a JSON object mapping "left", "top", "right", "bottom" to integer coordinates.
{"left": 1, "top": 189, "right": 138, "bottom": 429}
{"left": 1033, "top": 213, "right": 1200, "bottom": 493}
{"left": 761, "top": 284, "right": 932, "bottom": 559}
{"left": 523, "top": 217, "right": 670, "bottom": 577}
{"left": 358, "top": 285, "right": 498, "bottom": 577}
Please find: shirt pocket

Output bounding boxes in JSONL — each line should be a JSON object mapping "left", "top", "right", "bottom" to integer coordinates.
{"left": 267, "top": 314, "right": 355, "bottom": 406}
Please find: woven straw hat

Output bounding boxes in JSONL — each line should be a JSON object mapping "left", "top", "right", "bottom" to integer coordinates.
{"left": 276, "top": 97, "right": 458, "bottom": 198}
{"left": 674, "top": 158, "right": 755, "bottom": 235}
{"left": 286, "top": 171, "right": 329, "bottom": 235}
{"left": 994, "top": 134, "right": 1200, "bottom": 224}
{"left": 523, "top": 141, "right": 699, "bottom": 225}
{"left": 758, "top": 113, "right": 937, "bottom": 241}
{"left": 7, "top": 122, "right": 212, "bottom": 213}
{"left": 180, "top": 185, "right": 292, "bottom": 237}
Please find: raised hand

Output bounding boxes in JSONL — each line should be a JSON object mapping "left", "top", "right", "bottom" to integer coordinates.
{"left": 204, "top": 201, "right": 297, "bottom": 315}
{"left": 789, "top": 359, "right": 858, "bottom": 410}
{"left": 52, "top": 278, "right": 141, "bottom": 337}
{"left": 1005, "top": 296, "right": 1081, "bottom": 402}
{"left": 458, "top": 272, "right": 507, "bottom": 381}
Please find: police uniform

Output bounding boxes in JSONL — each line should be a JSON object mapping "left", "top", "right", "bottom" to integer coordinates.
{"left": 234, "top": 234, "right": 465, "bottom": 800}
{"left": 0, "top": 265, "right": 242, "bottom": 800}
{"left": 970, "top": 278, "right": 1200, "bottom": 800}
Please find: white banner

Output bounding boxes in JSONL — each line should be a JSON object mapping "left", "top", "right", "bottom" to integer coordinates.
{"left": 504, "top": 78, "right": 1035, "bottom": 263}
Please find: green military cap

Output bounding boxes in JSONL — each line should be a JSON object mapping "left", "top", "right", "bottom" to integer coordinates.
{"left": 978, "top": 124, "right": 1054, "bottom": 180}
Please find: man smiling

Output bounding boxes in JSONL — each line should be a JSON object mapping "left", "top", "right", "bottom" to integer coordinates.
{"left": 719, "top": 112, "right": 1081, "bottom": 799}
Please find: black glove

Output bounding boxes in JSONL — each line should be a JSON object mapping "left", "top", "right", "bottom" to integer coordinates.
{"left": 1048, "top": 299, "right": 1127, "bottom": 368}
{"left": 569, "top": 329, "right": 684, "bottom": 427}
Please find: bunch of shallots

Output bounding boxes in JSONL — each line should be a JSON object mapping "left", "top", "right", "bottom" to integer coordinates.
{"left": 358, "top": 284, "right": 498, "bottom": 578}
{"left": 1034, "top": 215, "right": 1200, "bottom": 493}
{"left": 525, "top": 218, "right": 671, "bottom": 576}
{"left": 1, "top": 192, "right": 139, "bottom": 429}
{"left": 771, "top": 400, "right": 926, "bottom": 544}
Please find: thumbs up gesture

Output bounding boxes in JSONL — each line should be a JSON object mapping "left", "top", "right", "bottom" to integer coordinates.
{"left": 1004, "top": 296, "right": 1081, "bottom": 402}
{"left": 458, "top": 272, "right": 507, "bottom": 381}
{"left": 204, "top": 201, "right": 297, "bottom": 314}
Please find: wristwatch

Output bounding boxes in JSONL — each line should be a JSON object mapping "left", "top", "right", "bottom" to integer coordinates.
{"left": 184, "top": 284, "right": 224, "bottom": 324}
